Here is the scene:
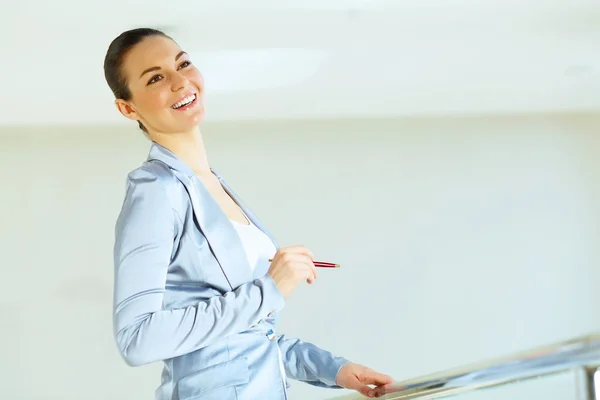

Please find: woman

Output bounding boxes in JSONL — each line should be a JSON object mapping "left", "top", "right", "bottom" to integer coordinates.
{"left": 105, "top": 28, "right": 393, "bottom": 400}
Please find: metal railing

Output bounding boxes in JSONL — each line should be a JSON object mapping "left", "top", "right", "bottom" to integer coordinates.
{"left": 332, "top": 333, "right": 600, "bottom": 399}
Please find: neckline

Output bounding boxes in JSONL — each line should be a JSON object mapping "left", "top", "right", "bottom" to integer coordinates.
{"left": 230, "top": 207, "right": 252, "bottom": 227}
{"left": 230, "top": 218, "right": 252, "bottom": 227}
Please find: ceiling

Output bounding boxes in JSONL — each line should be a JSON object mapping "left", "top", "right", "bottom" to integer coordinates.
{"left": 1, "top": 0, "right": 599, "bottom": 126}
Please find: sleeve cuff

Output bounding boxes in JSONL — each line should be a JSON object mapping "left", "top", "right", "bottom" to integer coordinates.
{"left": 256, "top": 274, "right": 286, "bottom": 313}
{"left": 325, "top": 356, "right": 351, "bottom": 387}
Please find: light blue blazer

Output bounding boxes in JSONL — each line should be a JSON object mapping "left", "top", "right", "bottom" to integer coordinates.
{"left": 113, "top": 142, "right": 349, "bottom": 400}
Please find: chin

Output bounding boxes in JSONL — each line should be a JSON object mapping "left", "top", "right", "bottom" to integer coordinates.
{"left": 187, "top": 111, "right": 205, "bottom": 129}
{"left": 170, "top": 108, "right": 206, "bottom": 132}
{"left": 192, "top": 108, "right": 206, "bottom": 125}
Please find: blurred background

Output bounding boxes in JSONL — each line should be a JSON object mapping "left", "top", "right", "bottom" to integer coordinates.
{"left": 1, "top": 1, "right": 600, "bottom": 399}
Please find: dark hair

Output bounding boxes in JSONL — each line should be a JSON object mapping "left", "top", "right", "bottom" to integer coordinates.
{"left": 103, "top": 28, "right": 171, "bottom": 135}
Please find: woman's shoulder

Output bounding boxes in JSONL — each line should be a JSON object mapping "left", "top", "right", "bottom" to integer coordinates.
{"left": 125, "top": 160, "right": 180, "bottom": 187}
{"left": 122, "top": 160, "right": 188, "bottom": 218}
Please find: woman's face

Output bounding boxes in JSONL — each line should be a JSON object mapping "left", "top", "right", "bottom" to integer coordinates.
{"left": 116, "top": 35, "right": 205, "bottom": 135}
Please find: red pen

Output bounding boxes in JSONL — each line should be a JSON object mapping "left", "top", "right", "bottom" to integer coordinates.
{"left": 312, "top": 261, "right": 340, "bottom": 268}
{"left": 268, "top": 259, "right": 340, "bottom": 268}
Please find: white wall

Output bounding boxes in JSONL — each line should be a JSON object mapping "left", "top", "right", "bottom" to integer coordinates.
{"left": 1, "top": 113, "right": 599, "bottom": 399}
{"left": 4, "top": 0, "right": 600, "bottom": 125}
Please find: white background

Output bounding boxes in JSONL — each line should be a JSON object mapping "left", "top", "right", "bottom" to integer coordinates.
{"left": 1, "top": 1, "right": 599, "bottom": 398}
{"left": 1, "top": 115, "right": 599, "bottom": 399}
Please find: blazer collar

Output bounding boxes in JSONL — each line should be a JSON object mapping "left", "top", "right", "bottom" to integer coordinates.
{"left": 146, "top": 142, "right": 239, "bottom": 188}
{"left": 147, "top": 141, "right": 195, "bottom": 177}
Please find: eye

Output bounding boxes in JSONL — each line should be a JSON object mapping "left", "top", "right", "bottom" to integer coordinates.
{"left": 178, "top": 60, "right": 192, "bottom": 69}
{"left": 147, "top": 74, "right": 162, "bottom": 85}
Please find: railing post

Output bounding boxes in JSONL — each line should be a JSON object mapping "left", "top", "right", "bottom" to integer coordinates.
{"left": 576, "top": 366, "right": 599, "bottom": 400}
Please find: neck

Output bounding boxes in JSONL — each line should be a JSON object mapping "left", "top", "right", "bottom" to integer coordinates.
{"left": 150, "top": 127, "right": 211, "bottom": 176}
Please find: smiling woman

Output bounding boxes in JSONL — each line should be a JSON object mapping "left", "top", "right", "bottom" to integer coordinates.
{"left": 103, "top": 28, "right": 205, "bottom": 137}
{"left": 102, "top": 28, "right": 393, "bottom": 400}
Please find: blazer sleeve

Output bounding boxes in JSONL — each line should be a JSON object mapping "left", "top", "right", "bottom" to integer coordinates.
{"left": 113, "top": 168, "right": 285, "bottom": 367}
{"left": 277, "top": 333, "right": 350, "bottom": 388}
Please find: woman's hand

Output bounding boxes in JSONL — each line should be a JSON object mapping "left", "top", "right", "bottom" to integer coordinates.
{"left": 268, "top": 245, "right": 318, "bottom": 299}
{"left": 336, "top": 362, "right": 394, "bottom": 398}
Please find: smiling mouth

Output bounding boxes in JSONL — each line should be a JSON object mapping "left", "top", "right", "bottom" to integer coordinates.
{"left": 171, "top": 93, "right": 197, "bottom": 109}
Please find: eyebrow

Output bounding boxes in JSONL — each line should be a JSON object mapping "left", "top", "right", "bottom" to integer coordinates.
{"left": 139, "top": 51, "right": 187, "bottom": 79}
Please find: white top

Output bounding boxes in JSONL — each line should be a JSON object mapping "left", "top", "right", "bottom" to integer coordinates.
{"left": 230, "top": 218, "right": 277, "bottom": 275}
{"left": 230, "top": 216, "right": 288, "bottom": 394}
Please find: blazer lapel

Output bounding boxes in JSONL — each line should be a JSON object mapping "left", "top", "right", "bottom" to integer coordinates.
{"left": 147, "top": 143, "right": 253, "bottom": 291}
{"left": 186, "top": 175, "right": 253, "bottom": 290}
{"left": 212, "top": 169, "right": 280, "bottom": 249}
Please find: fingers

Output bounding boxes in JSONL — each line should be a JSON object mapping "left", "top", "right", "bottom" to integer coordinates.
{"left": 271, "top": 246, "right": 318, "bottom": 286}
{"left": 282, "top": 253, "right": 314, "bottom": 268}
{"left": 336, "top": 363, "right": 393, "bottom": 399}
{"left": 275, "top": 246, "right": 317, "bottom": 282}
{"left": 362, "top": 370, "right": 394, "bottom": 386}
{"left": 349, "top": 369, "right": 394, "bottom": 398}
{"left": 352, "top": 373, "right": 393, "bottom": 398}
{"left": 300, "top": 255, "right": 317, "bottom": 283}
{"left": 278, "top": 245, "right": 314, "bottom": 261}
{"left": 346, "top": 380, "right": 377, "bottom": 398}
{"left": 300, "top": 256, "right": 317, "bottom": 284}
{"left": 308, "top": 262, "right": 317, "bottom": 284}
{"left": 279, "top": 253, "right": 316, "bottom": 280}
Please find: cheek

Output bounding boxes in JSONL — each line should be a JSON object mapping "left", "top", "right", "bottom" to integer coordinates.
{"left": 190, "top": 68, "right": 204, "bottom": 89}
{"left": 141, "top": 89, "right": 171, "bottom": 113}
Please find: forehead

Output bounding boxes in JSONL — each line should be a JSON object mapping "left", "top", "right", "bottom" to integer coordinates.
{"left": 122, "top": 35, "right": 182, "bottom": 80}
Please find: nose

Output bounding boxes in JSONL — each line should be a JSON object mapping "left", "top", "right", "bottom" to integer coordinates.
{"left": 171, "top": 72, "right": 189, "bottom": 92}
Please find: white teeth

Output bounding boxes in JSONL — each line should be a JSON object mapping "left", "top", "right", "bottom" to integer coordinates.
{"left": 172, "top": 94, "right": 196, "bottom": 109}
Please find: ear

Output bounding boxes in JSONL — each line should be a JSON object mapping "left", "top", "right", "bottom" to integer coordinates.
{"left": 115, "top": 99, "right": 140, "bottom": 122}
